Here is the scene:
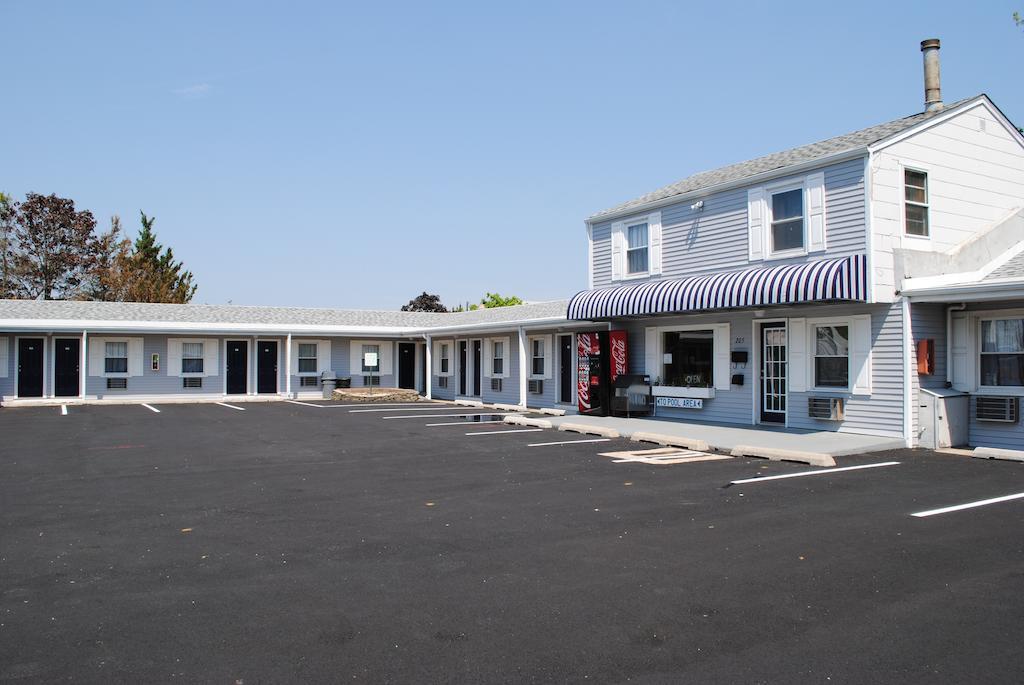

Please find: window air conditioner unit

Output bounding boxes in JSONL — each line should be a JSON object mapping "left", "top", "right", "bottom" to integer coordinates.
{"left": 528, "top": 379, "right": 543, "bottom": 394}
{"left": 437, "top": 376, "right": 448, "bottom": 388}
{"left": 808, "top": 396, "right": 844, "bottom": 421}
{"left": 975, "top": 396, "right": 1019, "bottom": 423}
{"left": 491, "top": 378, "right": 502, "bottom": 392}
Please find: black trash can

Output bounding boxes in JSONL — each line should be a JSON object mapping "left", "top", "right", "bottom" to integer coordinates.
{"left": 321, "top": 371, "right": 338, "bottom": 399}
{"left": 337, "top": 377, "right": 351, "bottom": 389}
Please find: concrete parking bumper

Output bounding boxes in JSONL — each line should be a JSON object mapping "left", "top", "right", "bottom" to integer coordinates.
{"left": 731, "top": 444, "right": 836, "bottom": 467}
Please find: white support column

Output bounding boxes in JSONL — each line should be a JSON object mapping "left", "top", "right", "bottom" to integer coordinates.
{"left": 424, "top": 336, "right": 432, "bottom": 400}
{"left": 901, "top": 297, "right": 914, "bottom": 448}
{"left": 285, "top": 333, "right": 292, "bottom": 397}
{"left": 517, "top": 326, "right": 528, "bottom": 408}
{"left": 80, "top": 330, "right": 87, "bottom": 400}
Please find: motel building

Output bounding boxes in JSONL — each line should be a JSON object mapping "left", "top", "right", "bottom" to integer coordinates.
{"left": 1, "top": 41, "right": 1023, "bottom": 455}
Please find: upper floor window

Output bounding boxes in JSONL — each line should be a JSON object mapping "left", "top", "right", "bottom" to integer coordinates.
{"left": 770, "top": 188, "right": 804, "bottom": 254}
{"left": 181, "top": 342, "right": 204, "bottom": 375}
{"left": 904, "top": 169, "right": 929, "bottom": 237}
{"left": 980, "top": 318, "right": 1023, "bottom": 387}
{"left": 298, "top": 343, "right": 318, "bottom": 374}
{"left": 626, "top": 222, "right": 649, "bottom": 274}
{"left": 104, "top": 341, "right": 128, "bottom": 374}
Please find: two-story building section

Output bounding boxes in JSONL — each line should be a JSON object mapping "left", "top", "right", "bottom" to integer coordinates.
{"left": 567, "top": 40, "right": 1024, "bottom": 449}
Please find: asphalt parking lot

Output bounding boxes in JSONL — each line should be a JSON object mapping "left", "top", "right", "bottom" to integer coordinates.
{"left": 2, "top": 400, "right": 1023, "bottom": 683}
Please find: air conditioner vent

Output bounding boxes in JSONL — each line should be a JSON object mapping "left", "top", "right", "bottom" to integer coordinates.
{"left": 975, "top": 396, "right": 1019, "bottom": 423}
{"left": 808, "top": 396, "right": 844, "bottom": 421}
{"left": 183, "top": 377, "right": 203, "bottom": 389}
{"left": 491, "top": 378, "right": 502, "bottom": 392}
{"left": 106, "top": 377, "right": 127, "bottom": 390}
{"left": 299, "top": 376, "right": 318, "bottom": 387}
{"left": 528, "top": 379, "right": 543, "bottom": 394}
{"left": 437, "top": 376, "right": 448, "bottom": 389}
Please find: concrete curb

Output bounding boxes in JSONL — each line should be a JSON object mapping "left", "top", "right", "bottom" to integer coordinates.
{"left": 629, "top": 432, "right": 710, "bottom": 452}
{"left": 973, "top": 447, "right": 1024, "bottom": 462}
{"left": 454, "top": 399, "right": 484, "bottom": 407}
{"left": 731, "top": 444, "right": 836, "bottom": 467}
{"left": 504, "top": 415, "right": 553, "bottom": 429}
{"left": 536, "top": 408, "right": 567, "bottom": 416}
{"left": 558, "top": 422, "right": 620, "bottom": 439}
{"left": 493, "top": 403, "right": 525, "bottom": 412}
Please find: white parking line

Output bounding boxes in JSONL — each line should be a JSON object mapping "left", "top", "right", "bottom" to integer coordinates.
{"left": 382, "top": 413, "right": 521, "bottom": 420}
{"left": 285, "top": 401, "right": 441, "bottom": 409}
{"left": 141, "top": 404, "right": 161, "bottom": 413}
{"left": 60, "top": 405, "right": 68, "bottom": 416}
{"left": 285, "top": 400, "right": 323, "bottom": 408}
{"left": 729, "top": 461, "right": 901, "bottom": 485}
{"left": 425, "top": 420, "right": 506, "bottom": 427}
{"left": 911, "top": 492, "right": 1024, "bottom": 518}
{"left": 216, "top": 402, "right": 246, "bottom": 411}
{"left": 527, "top": 438, "right": 611, "bottom": 447}
{"left": 465, "top": 429, "right": 544, "bottom": 436}
{"left": 350, "top": 406, "right": 516, "bottom": 413}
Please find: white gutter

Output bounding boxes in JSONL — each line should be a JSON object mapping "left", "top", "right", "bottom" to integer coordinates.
{"left": 586, "top": 148, "right": 868, "bottom": 225}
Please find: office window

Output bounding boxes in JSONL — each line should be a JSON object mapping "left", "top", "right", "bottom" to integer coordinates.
{"left": 813, "top": 325, "right": 849, "bottom": 388}
{"left": 181, "top": 342, "right": 204, "bottom": 374}
{"left": 980, "top": 319, "right": 1024, "bottom": 386}
{"left": 770, "top": 188, "right": 804, "bottom": 253}
{"left": 531, "top": 339, "right": 545, "bottom": 376}
{"left": 104, "top": 341, "right": 128, "bottom": 374}
{"left": 904, "top": 169, "right": 929, "bottom": 237}
{"left": 626, "top": 222, "right": 649, "bottom": 274}
{"left": 298, "top": 343, "right": 318, "bottom": 373}
{"left": 661, "top": 330, "right": 714, "bottom": 387}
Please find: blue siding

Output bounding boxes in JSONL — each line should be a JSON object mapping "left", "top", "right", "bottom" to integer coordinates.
{"left": 589, "top": 158, "right": 867, "bottom": 288}
{"left": 86, "top": 335, "right": 223, "bottom": 398}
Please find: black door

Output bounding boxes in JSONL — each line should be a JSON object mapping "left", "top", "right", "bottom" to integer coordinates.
{"left": 459, "top": 341, "right": 467, "bottom": 395}
{"left": 257, "top": 341, "right": 278, "bottom": 394}
{"left": 17, "top": 338, "right": 44, "bottom": 398}
{"left": 54, "top": 338, "right": 80, "bottom": 397}
{"left": 226, "top": 340, "right": 248, "bottom": 395}
{"left": 472, "top": 340, "right": 482, "bottom": 396}
{"left": 559, "top": 334, "right": 573, "bottom": 404}
{"left": 398, "top": 342, "right": 416, "bottom": 389}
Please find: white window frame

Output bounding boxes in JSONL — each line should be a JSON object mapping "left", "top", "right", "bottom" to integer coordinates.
{"left": 624, "top": 221, "right": 650, "bottom": 277}
{"left": 492, "top": 340, "right": 505, "bottom": 377}
{"left": 440, "top": 343, "right": 450, "bottom": 375}
{"left": 530, "top": 337, "right": 545, "bottom": 379}
{"left": 809, "top": 321, "right": 851, "bottom": 391}
{"left": 103, "top": 340, "right": 130, "bottom": 378}
{"left": 361, "top": 343, "right": 381, "bottom": 374}
{"left": 766, "top": 181, "right": 807, "bottom": 259}
{"left": 644, "top": 323, "right": 731, "bottom": 392}
{"left": 977, "top": 314, "right": 1024, "bottom": 390}
{"left": 902, "top": 165, "right": 931, "bottom": 240}
{"left": 181, "top": 341, "right": 205, "bottom": 377}
{"left": 297, "top": 343, "right": 319, "bottom": 376}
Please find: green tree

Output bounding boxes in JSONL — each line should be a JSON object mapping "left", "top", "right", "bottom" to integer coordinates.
{"left": 9, "top": 193, "right": 98, "bottom": 299}
{"left": 118, "top": 211, "right": 197, "bottom": 303}
{"left": 479, "top": 292, "right": 523, "bottom": 308}
{"left": 83, "top": 215, "right": 132, "bottom": 301}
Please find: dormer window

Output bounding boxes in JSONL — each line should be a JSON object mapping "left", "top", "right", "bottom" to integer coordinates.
{"left": 626, "top": 222, "right": 649, "bottom": 274}
{"left": 770, "top": 188, "right": 805, "bottom": 254}
{"left": 904, "top": 169, "right": 929, "bottom": 237}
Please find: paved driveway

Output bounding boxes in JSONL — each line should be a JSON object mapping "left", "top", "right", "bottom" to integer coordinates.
{"left": 1, "top": 401, "right": 1023, "bottom": 683}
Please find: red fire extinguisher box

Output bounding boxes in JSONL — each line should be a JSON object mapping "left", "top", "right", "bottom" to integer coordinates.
{"left": 577, "top": 330, "right": 628, "bottom": 415}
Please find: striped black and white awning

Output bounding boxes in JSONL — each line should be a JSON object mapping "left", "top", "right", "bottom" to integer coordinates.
{"left": 567, "top": 254, "right": 867, "bottom": 320}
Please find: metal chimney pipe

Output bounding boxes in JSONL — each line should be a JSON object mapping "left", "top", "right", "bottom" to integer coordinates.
{"left": 921, "top": 38, "right": 943, "bottom": 112}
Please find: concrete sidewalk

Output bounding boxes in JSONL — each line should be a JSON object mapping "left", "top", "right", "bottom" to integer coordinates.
{"left": 543, "top": 414, "right": 905, "bottom": 460}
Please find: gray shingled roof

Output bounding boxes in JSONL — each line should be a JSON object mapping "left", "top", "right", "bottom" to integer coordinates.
{"left": 589, "top": 96, "right": 983, "bottom": 221}
{"left": 0, "top": 298, "right": 572, "bottom": 331}
{"left": 985, "top": 251, "right": 1024, "bottom": 281}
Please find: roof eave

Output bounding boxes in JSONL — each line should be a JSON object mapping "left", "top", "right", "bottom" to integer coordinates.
{"left": 901, "top": 277, "right": 1024, "bottom": 303}
{"left": 586, "top": 147, "right": 868, "bottom": 225}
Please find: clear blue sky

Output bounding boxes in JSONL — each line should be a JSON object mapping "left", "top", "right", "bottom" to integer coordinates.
{"left": 3, "top": 1, "right": 1021, "bottom": 309}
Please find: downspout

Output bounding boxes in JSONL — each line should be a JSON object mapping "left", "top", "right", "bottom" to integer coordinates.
{"left": 285, "top": 333, "right": 292, "bottom": 397}
{"left": 423, "top": 334, "right": 432, "bottom": 400}
{"left": 946, "top": 303, "right": 967, "bottom": 386}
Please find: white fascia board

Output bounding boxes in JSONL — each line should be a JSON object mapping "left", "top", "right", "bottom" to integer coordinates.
{"left": 867, "top": 96, "right": 1021, "bottom": 153}
{"left": 414, "top": 317, "right": 599, "bottom": 336}
{"left": 902, "top": 277, "right": 1024, "bottom": 302}
{"left": 585, "top": 148, "right": 867, "bottom": 225}
{"left": 0, "top": 319, "right": 415, "bottom": 336}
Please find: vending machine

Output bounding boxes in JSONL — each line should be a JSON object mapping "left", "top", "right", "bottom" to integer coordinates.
{"left": 577, "top": 330, "right": 628, "bottom": 416}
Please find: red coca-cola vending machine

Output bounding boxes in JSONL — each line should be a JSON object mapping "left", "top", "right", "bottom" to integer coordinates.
{"left": 577, "top": 330, "right": 628, "bottom": 416}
